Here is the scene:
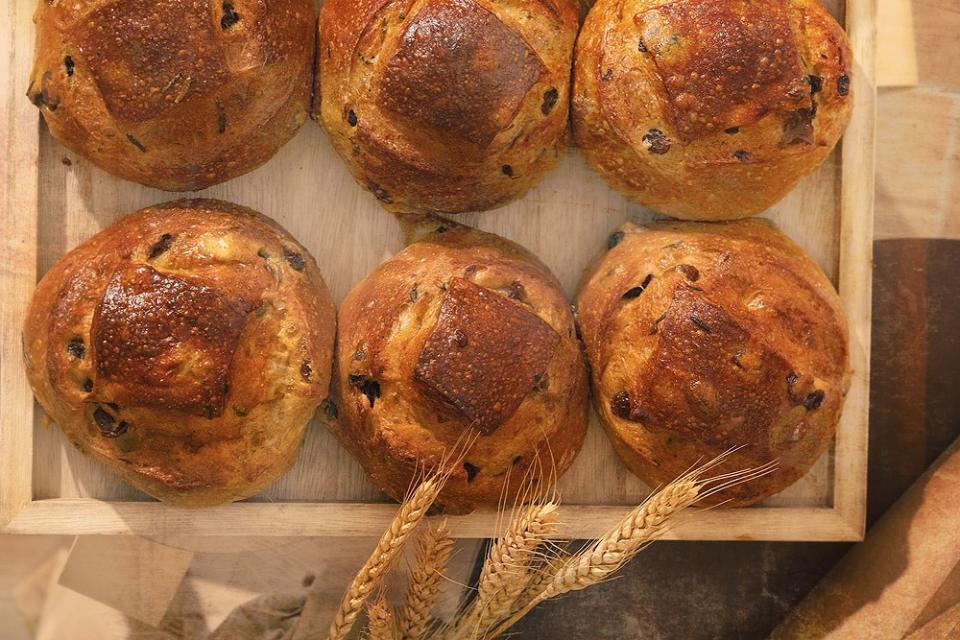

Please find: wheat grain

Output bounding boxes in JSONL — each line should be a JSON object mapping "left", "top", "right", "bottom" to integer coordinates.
{"left": 397, "top": 520, "right": 455, "bottom": 640}
{"left": 366, "top": 592, "right": 396, "bottom": 640}
{"left": 516, "top": 551, "right": 569, "bottom": 606}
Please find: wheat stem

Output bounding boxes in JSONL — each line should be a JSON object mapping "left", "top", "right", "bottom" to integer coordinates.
{"left": 397, "top": 520, "right": 454, "bottom": 640}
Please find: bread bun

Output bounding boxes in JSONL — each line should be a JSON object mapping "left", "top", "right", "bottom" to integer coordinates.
{"left": 23, "top": 199, "right": 336, "bottom": 507}
{"left": 573, "top": 0, "right": 853, "bottom": 220}
{"left": 317, "top": 0, "right": 578, "bottom": 214}
{"left": 330, "top": 216, "right": 588, "bottom": 513}
{"left": 575, "top": 220, "right": 849, "bottom": 505}
{"left": 29, "top": 0, "right": 314, "bottom": 191}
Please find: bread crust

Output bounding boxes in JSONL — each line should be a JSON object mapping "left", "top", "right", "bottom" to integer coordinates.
{"left": 23, "top": 199, "right": 336, "bottom": 507}
{"left": 331, "top": 218, "right": 588, "bottom": 513}
{"left": 29, "top": 0, "right": 314, "bottom": 191}
{"left": 317, "top": 0, "right": 579, "bottom": 214}
{"left": 576, "top": 219, "right": 850, "bottom": 505}
{"left": 572, "top": 0, "right": 853, "bottom": 220}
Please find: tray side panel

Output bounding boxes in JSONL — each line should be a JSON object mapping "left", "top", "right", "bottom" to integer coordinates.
{"left": 4, "top": 499, "right": 863, "bottom": 541}
{"left": 833, "top": 0, "right": 878, "bottom": 538}
{"left": 0, "top": 0, "right": 39, "bottom": 526}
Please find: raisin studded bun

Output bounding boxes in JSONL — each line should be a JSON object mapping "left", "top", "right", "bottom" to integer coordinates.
{"left": 317, "top": 0, "right": 579, "bottom": 214}
{"left": 576, "top": 220, "right": 849, "bottom": 506}
{"left": 330, "top": 216, "right": 588, "bottom": 513}
{"left": 28, "top": 0, "right": 314, "bottom": 191}
{"left": 22, "top": 200, "right": 336, "bottom": 507}
{"left": 573, "top": 0, "right": 853, "bottom": 220}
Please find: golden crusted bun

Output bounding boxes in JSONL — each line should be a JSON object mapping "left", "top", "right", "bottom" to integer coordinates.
{"left": 575, "top": 219, "right": 849, "bottom": 506}
{"left": 23, "top": 200, "right": 336, "bottom": 507}
{"left": 573, "top": 0, "right": 853, "bottom": 220}
{"left": 29, "top": 0, "right": 314, "bottom": 191}
{"left": 330, "top": 216, "right": 588, "bottom": 513}
{"left": 317, "top": 0, "right": 579, "bottom": 214}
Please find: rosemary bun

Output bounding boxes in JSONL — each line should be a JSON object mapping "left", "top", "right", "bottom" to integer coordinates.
{"left": 573, "top": 0, "right": 853, "bottom": 220}
{"left": 576, "top": 219, "right": 850, "bottom": 505}
{"left": 28, "top": 0, "right": 314, "bottom": 191}
{"left": 317, "top": 0, "right": 579, "bottom": 214}
{"left": 23, "top": 200, "right": 336, "bottom": 506}
{"left": 331, "top": 217, "right": 588, "bottom": 513}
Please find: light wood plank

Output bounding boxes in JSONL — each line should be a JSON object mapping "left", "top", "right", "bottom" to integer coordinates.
{"left": 3, "top": 499, "right": 863, "bottom": 541}
{"left": 0, "top": 0, "right": 39, "bottom": 527}
{"left": 833, "top": 0, "right": 878, "bottom": 539}
{"left": 912, "top": 0, "right": 960, "bottom": 89}
{"left": 877, "top": 0, "right": 919, "bottom": 87}
{"left": 874, "top": 88, "right": 960, "bottom": 240}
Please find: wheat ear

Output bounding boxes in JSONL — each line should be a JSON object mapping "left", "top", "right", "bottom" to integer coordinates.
{"left": 546, "top": 480, "right": 698, "bottom": 596}
{"left": 291, "top": 476, "right": 442, "bottom": 640}
{"left": 516, "top": 550, "right": 570, "bottom": 606}
{"left": 365, "top": 591, "right": 397, "bottom": 640}
{"left": 476, "top": 503, "right": 560, "bottom": 621}
{"left": 449, "top": 502, "right": 559, "bottom": 639}
{"left": 481, "top": 455, "right": 781, "bottom": 640}
{"left": 485, "top": 479, "right": 699, "bottom": 639}
{"left": 397, "top": 520, "right": 455, "bottom": 640}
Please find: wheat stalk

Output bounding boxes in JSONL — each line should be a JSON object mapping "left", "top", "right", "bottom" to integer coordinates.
{"left": 291, "top": 476, "right": 443, "bottom": 640}
{"left": 397, "top": 520, "right": 455, "bottom": 640}
{"left": 447, "top": 502, "right": 559, "bottom": 639}
{"left": 476, "top": 503, "right": 560, "bottom": 621}
{"left": 311, "top": 447, "right": 775, "bottom": 640}
{"left": 365, "top": 592, "right": 396, "bottom": 640}
{"left": 481, "top": 455, "right": 780, "bottom": 640}
{"left": 484, "top": 479, "right": 700, "bottom": 639}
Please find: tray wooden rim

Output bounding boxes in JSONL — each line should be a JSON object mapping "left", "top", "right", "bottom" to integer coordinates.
{"left": 0, "top": 0, "right": 876, "bottom": 540}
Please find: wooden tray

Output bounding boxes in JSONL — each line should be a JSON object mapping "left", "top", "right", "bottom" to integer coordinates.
{"left": 0, "top": 0, "right": 876, "bottom": 540}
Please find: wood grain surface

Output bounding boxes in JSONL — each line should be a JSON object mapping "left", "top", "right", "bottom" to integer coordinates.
{"left": 3, "top": 0, "right": 960, "bottom": 638}
{"left": 0, "top": 0, "right": 40, "bottom": 530}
